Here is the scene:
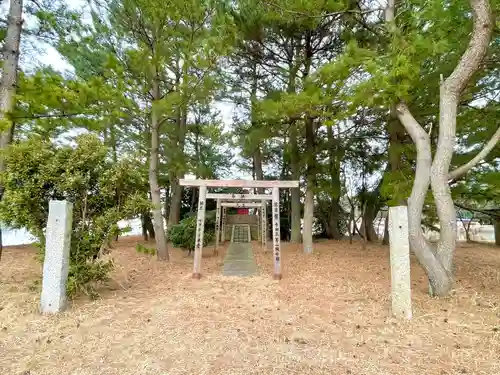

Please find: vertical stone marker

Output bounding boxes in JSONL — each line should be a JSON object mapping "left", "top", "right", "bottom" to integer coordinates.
{"left": 388, "top": 206, "right": 412, "bottom": 320}
{"left": 41, "top": 200, "right": 73, "bottom": 314}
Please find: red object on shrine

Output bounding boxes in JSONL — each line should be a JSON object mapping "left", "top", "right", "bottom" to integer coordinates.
{"left": 237, "top": 208, "right": 249, "bottom": 215}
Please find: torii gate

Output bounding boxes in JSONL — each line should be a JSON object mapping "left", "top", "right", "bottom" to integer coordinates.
{"left": 209, "top": 196, "right": 271, "bottom": 250}
{"left": 179, "top": 179, "right": 299, "bottom": 280}
{"left": 219, "top": 201, "right": 267, "bottom": 247}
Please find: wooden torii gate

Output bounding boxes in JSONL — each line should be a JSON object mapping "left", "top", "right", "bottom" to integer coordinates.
{"left": 206, "top": 193, "right": 272, "bottom": 249}
{"left": 179, "top": 179, "right": 299, "bottom": 279}
{"left": 219, "top": 201, "right": 267, "bottom": 247}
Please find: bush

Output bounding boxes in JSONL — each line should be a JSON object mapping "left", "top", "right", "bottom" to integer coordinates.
{"left": 168, "top": 210, "right": 216, "bottom": 251}
{"left": 0, "top": 134, "right": 148, "bottom": 298}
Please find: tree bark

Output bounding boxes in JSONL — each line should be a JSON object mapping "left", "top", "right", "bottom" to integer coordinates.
{"left": 168, "top": 177, "right": 183, "bottom": 225}
{"left": 360, "top": 204, "right": 378, "bottom": 242}
{"left": 382, "top": 214, "right": 389, "bottom": 245}
{"left": 0, "top": 0, "right": 23, "bottom": 261}
{"left": 449, "top": 126, "right": 500, "bottom": 181}
{"left": 149, "top": 71, "right": 169, "bottom": 261}
{"left": 303, "top": 118, "right": 315, "bottom": 253}
{"left": 348, "top": 205, "right": 355, "bottom": 244}
{"left": 287, "top": 37, "right": 302, "bottom": 243}
{"left": 326, "top": 125, "right": 343, "bottom": 240}
{"left": 142, "top": 214, "right": 148, "bottom": 241}
{"left": 303, "top": 186, "right": 314, "bottom": 253}
{"left": 290, "top": 126, "right": 302, "bottom": 243}
{"left": 396, "top": 103, "right": 452, "bottom": 296}
{"left": 326, "top": 199, "right": 343, "bottom": 240}
{"left": 141, "top": 211, "right": 155, "bottom": 241}
{"left": 302, "top": 32, "right": 316, "bottom": 253}
{"left": 431, "top": 0, "right": 492, "bottom": 273}
{"left": 167, "top": 64, "right": 188, "bottom": 226}
{"left": 384, "top": 107, "right": 408, "bottom": 245}
{"left": 253, "top": 148, "right": 264, "bottom": 181}
{"left": 394, "top": 0, "right": 492, "bottom": 296}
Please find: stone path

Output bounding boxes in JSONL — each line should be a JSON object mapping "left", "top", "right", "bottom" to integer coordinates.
{"left": 222, "top": 242, "right": 258, "bottom": 277}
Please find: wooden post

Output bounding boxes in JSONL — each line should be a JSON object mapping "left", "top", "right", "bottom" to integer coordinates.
{"left": 193, "top": 186, "right": 206, "bottom": 279}
{"left": 221, "top": 206, "right": 227, "bottom": 243}
{"left": 272, "top": 187, "right": 281, "bottom": 279}
{"left": 261, "top": 200, "right": 267, "bottom": 248}
{"left": 388, "top": 206, "right": 412, "bottom": 320}
{"left": 214, "top": 199, "right": 221, "bottom": 255}
{"left": 257, "top": 208, "right": 260, "bottom": 242}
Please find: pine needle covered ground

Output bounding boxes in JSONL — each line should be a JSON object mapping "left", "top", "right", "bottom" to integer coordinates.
{"left": 1, "top": 237, "right": 499, "bottom": 375}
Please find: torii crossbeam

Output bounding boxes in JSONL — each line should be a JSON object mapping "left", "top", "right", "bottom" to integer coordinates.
{"left": 179, "top": 179, "right": 299, "bottom": 280}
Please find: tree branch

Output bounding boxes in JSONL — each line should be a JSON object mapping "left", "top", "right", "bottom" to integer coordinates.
{"left": 448, "top": 125, "right": 500, "bottom": 181}
{"left": 454, "top": 202, "right": 500, "bottom": 218}
{"left": 266, "top": 2, "right": 383, "bottom": 19}
{"left": 12, "top": 112, "right": 84, "bottom": 120}
{"left": 442, "top": 0, "right": 493, "bottom": 95}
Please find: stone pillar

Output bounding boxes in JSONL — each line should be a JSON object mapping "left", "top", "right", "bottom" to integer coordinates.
{"left": 272, "top": 187, "right": 281, "bottom": 279}
{"left": 40, "top": 200, "right": 73, "bottom": 314}
{"left": 388, "top": 206, "right": 412, "bottom": 320}
{"left": 193, "top": 186, "right": 206, "bottom": 279}
{"left": 214, "top": 199, "right": 221, "bottom": 253}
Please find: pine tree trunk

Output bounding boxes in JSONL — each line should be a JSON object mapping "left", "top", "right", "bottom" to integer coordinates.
{"left": 302, "top": 33, "right": 315, "bottom": 253}
{"left": 326, "top": 125, "right": 343, "bottom": 240}
{"left": 253, "top": 148, "right": 264, "bottom": 181}
{"left": 149, "top": 73, "right": 169, "bottom": 261}
{"left": 250, "top": 60, "right": 265, "bottom": 194}
{"left": 382, "top": 214, "right": 389, "bottom": 245}
{"left": 303, "top": 186, "right": 314, "bottom": 253}
{"left": 303, "top": 117, "right": 315, "bottom": 253}
{"left": 142, "top": 213, "right": 149, "bottom": 241}
{"left": 168, "top": 78, "right": 187, "bottom": 226}
{"left": 393, "top": 0, "right": 492, "bottom": 296}
{"left": 327, "top": 199, "right": 343, "bottom": 240}
{"left": 286, "top": 38, "right": 301, "bottom": 243}
{"left": 397, "top": 104, "right": 452, "bottom": 295}
{"left": 360, "top": 204, "right": 379, "bottom": 242}
{"left": 168, "top": 178, "right": 182, "bottom": 226}
{"left": 290, "top": 125, "right": 302, "bottom": 243}
{"left": 142, "top": 212, "right": 155, "bottom": 241}
{"left": 0, "top": 0, "right": 23, "bottom": 261}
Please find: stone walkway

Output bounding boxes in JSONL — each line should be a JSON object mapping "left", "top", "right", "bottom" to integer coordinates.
{"left": 222, "top": 242, "right": 258, "bottom": 277}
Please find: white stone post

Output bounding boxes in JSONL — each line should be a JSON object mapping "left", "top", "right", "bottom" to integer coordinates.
{"left": 271, "top": 187, "right": 281, "bottom": 279}
{"left": 40, "top": 200, "right": 73, "bottom": 314}
{"left": 221, "top": 207, "right": 227, "bottom": 243}
{"left": 193, "top": 186, "right": 206, "bottom": 279}
{"left": 388, "top": 206, "right": 412, "bottom": 320}
{"left": 214, "top": 199, "right": 221, "bottom": 253}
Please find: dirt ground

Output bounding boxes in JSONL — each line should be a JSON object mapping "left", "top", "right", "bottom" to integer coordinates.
{"left": 1, "top": 237, "right": 499, "bottom": 375}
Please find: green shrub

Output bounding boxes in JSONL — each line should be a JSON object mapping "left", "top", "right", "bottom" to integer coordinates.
{"left": 0, "top": 134, "right": 148, "bottom": 298}
{"left": 168, "top": 210, "right": 216, "bottom": 251}
{"left": 136, "top": 243, "right": 156, "bottom": 255}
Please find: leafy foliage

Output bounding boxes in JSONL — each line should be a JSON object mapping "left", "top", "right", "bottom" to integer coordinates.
{"left": 168, "top": 210, "right": 216, "bottom": 251}
{"left": 0, "top": 134, "right": 147, "bottom": 297}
